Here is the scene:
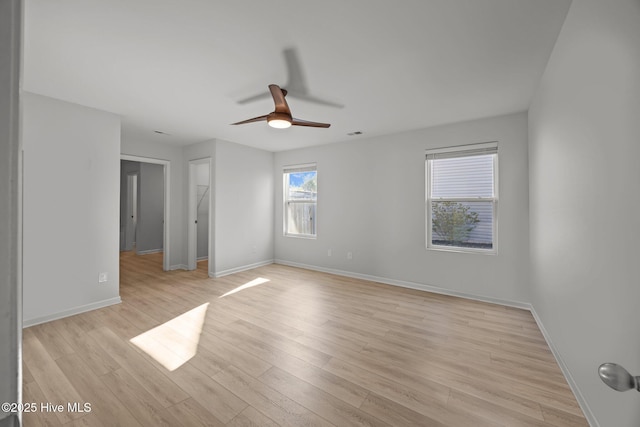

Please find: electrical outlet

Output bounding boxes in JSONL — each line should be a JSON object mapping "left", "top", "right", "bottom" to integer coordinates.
{"left": 347, "top": 251, "right": 353, "bottom": 260}
{"left": 98, "top": 272, "right": 108, "bottom": 283}
{"left": 328, "top": 249, "right": 332, "bottom": 257}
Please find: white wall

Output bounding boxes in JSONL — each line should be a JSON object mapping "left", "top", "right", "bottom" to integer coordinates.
{"left": 214, "top": 140, "right": 274, "bottom": 276}
{"left": 22, "top": 93, "right": 121, "bottom": 326}
{"left": 528, "top": 0, "right": 640, "bottom": 425}
{"left": 275, "top": 112, "right": 530, "bottom": 303}
{"left": 0, "top": 0, "right": 21, "bottom": 424}
{"left": 121, "top": 138, "right": 186, "bottom": 269}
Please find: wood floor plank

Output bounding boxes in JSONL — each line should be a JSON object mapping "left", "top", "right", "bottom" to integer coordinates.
{"left": 29, "top": 321, "right": 76, "bottom": 361}
{"left": 407, "top": 358, "right": 546, "bottom": 421}
{"left": 22, "top": 360, "right": 35, "bottom": 384}
{"left": 168, "top": 398, "right": 226, "bottom": 427}
{"left": 216, "top": 323, "right": 370, "bottom": 408}
{"left": 446, "top": 389, "right": 551, "bottom": 427}
{"left": 259, "top": 366, "right": 392, "bottom": 427}
{"left": 65, "top": 414, "right": 107, "bottom": 427}
{"left": 272, "top": 354, "right": 370, "bottom": 409}
{"left": 213, "top": 364, "right": 336, "bottom": 427}
{"left": 22, "top": 380, "right": 62, "bottom": 427}
{"left": 541, "top": 404, "right": 591, "bottom": 427}
{"left": 55, "top": 353, "right": 143, "bottom": 427}
{"left": 51, "top": 315, "right": 120, "bottom": 376}
{"left": 197, "top": 328, "right": 273, "bottom": 378}
{"left": 226, "top": 406, "right": 283, "bottom": 427}
{"left": 164, "top": 362, "right": 248, "bottom": 424}
{"left": 88, "top": 326, "right": 190, "bottom": 408}
{"left": 181, "top": 345, "right": 229, "bottom": 378}
{"left": 359, "top": 391, "right": 447, "bottom": 427}
{"left": 22, "top": 329, "right": 85, "bottom": 424}
{"left": 107, "top": 301, "right": 161, "bottom": 332}
{"left": 100, "top": 368, "right": 185, "bottom": 426}
{"left": 85, "top": 306, "right": 144, "bottom": 340}
{"left": 210, "top": 318, "right": 332, "bottom": 369}
{"left": 287, "top": 318, "right": 370, "bottom": 354}
{"left": 321, "top": 357, "right": 500, "bottom": 427}
{"left": 323, "top": 356, "right": 451, "bottom": 408}
{"left": 412, "top": 348, "right": 584, "bottom": 418}
{"left": 21, "top": 251, "right": 588, "bottom": 427}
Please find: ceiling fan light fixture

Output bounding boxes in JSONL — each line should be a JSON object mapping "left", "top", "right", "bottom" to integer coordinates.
{"left": 268, "top": 118, "right": 292, "bottom": 129}
{"left": 267, "top": 112, "right": 292, "bottom": 129}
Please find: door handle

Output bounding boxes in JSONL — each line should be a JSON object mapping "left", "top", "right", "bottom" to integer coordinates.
{"left": 599, "top": 363, "right": 640, "bottom": 392}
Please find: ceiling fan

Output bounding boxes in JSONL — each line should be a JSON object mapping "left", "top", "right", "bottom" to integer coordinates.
{"left": 238, "top": 47, "right": 343, "bottom": 109}
{"left": 232, "top": 84, "right": 330, "bottom": 129}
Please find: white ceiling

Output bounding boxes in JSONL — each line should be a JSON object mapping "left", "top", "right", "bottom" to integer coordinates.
{"left": 23, "top": 0, "right": 571, "bottom": 152}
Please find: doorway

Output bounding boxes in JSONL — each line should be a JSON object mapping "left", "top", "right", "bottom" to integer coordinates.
{"left": 188, "top": 158, "right": 211, "bottom": 271}
{"left": 120, "top": 155, "right": 171, "bottom": 271}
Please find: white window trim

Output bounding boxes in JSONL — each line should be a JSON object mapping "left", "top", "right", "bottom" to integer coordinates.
{"left": 283, "top": 163, "right": 317, "bottom": 239}
{"left": 425, "top": 142, "right": 498, "bottom": 254}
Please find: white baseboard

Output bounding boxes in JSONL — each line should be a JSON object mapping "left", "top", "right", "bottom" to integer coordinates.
{"left": 23, "top": 296, "right": 122, "bottom": 328}
{"left": 169, "top": 264, "right": 188, "bottom": 271}
{"left": 197, "top": 256, "right": 208, "bottom": 261}
{"left": 214, "top": 259, "right": 274, "bottom": 278}
{"left": 529, "top": 307, "right": 599, "bottom": 427}
{"left": 273, "top": 259, "right": 530, "bottom": 310}
{"left": 136, "top": 248, "right": 163, "bottom": 255}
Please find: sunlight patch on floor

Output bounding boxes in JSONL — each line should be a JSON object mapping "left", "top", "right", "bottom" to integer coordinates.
{"left": 219, "top": 277, "right": 270, "bottom": 298}
{"left": 130, "top": 303, "right": 209, "bottom": 371}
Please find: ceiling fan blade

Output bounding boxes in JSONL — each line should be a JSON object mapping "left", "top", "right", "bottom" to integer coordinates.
{"left": 287, "top": 92, "right": 344, "bottom": 109}
{"left": 283, "top": 47, "right": 308, "bottom": 94}
{"left": 291, "top": 118, "right": 330, "bottom": 128}
{"left": 231, "top": 115, "right": 269, "bottom": 125}
{"left": 237, "top": 48, "right": 342, "bottom": 108}
{"left": 269, "top": 84, "right": 291, "bottom": 114}
{"left": 237, "top": 91, "right": 271, "bottom": 105}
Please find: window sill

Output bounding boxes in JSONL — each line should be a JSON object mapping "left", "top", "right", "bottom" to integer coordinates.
{"left": 427, "top": 245, "right": 496, "bottom": 255}
{"left": 284, "top": 233, "right": 317, "bottom": 240}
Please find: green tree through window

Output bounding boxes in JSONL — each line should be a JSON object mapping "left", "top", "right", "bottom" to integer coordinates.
{"left": 432, "top": 201, "right": 480, "bottom": 245}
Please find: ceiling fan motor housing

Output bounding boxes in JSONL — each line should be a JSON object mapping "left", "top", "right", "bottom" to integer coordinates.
{"left": 268, "top": 111, "right": 292, "bottom": 123}
{"left": 267, "top": 111, "right": 293, "bottom": 128}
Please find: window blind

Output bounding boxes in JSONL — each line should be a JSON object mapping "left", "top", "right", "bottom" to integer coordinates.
{"left": 431, "top": 154, "right": 495, "bottom": 198}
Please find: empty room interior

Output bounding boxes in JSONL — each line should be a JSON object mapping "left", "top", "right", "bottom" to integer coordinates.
{"left": 2, "top": 0, "right": 640, "bottom": 426}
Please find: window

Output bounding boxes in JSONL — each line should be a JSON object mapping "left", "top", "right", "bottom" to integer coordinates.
{"left": 283, "top": 164, "right": 317, "bottom": 238}
{"left": 426, "top": 142, "right": 498, "bottom": 253}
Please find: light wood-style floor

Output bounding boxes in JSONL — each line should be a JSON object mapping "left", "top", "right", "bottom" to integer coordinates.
{"left": 22, "top": 251, "right": 589, "bottom": 426}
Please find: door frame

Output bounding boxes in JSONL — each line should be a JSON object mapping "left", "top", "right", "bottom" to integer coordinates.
{"left": 121, "top": 154, "right": 171, "bottom": 271}
{"left": 187, "top": 157, "right": 212, "bottom": 271}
